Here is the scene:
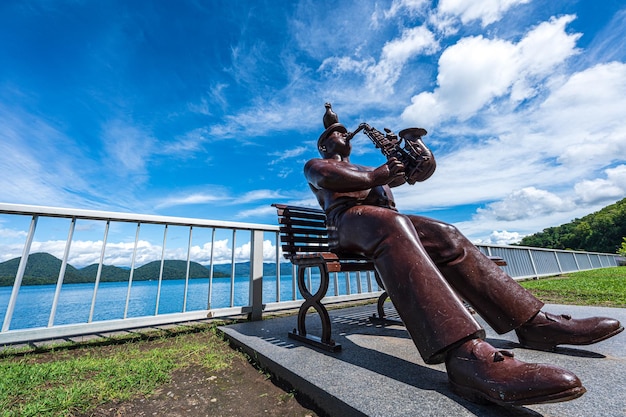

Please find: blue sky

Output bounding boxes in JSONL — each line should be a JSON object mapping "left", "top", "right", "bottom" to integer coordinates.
{"left": 1, "top": 0, "right": 626, "bottom": 266}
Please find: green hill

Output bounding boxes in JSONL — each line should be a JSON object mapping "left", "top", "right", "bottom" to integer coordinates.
{"left": 0, "top": 253, "right": 230, "bottom": 287}
{"left": 79, "top": 263, "right": 133, "bottom": 282}
{"left": 134, "top": 260, "right": 215, "bottom": 280}
{"left": 212, "top": 261, "right": 294, "bottom": 278}
{"left": 518, "top": 197, "right": 626, "bottom": 253}
{"left": 0, "top": 253, "right": 85, "bottom": 286}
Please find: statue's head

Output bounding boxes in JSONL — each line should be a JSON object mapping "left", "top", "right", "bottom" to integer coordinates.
{"left": 317, "top": 123, "right": 348, "bottom": 155}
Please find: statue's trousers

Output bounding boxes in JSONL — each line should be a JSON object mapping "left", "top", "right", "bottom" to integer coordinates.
{"left": 330, "top": 206, "right": 543, "bottom": 364}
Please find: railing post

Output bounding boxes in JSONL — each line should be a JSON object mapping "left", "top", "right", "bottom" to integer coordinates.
{"left": 182, "top": 226, "right": 193, "bottom": 313}
{"left": 123, "top": 223, "right": 141, "bottom": 319}
{"left": 573, "top": 251, "right": 581, "bottom": 271}
{"left": 49, "top": 217, "right": 76, "bottom": 327}
{"left": 275, "top": 231, "right": 281, "bottom": 303}
{"left": 230, "top": 230, "right": 237, "bottom": 307}
{"left": 89, "top": 220, "right": 110, "bottom": 323}
{"left": 207, "top": 227, "right": 216, "bottom": 310}
{"left": 554, "top": 250, "right": 563, "bottom": 274}
{"left": 528, "top": 248, "right": 539, "bottom": 278}
{"left": 249, "top": 230, "right": 264, "bottom": 321}
{"left": 155, "top": 224, "right": 168, "bottom": 315}
{"left": 2, "top": 215, "right": 38, "bottom": 332}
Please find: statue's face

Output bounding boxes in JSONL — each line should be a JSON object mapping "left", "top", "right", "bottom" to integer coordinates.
{"left": 324, "top": 130, "right": 351, "bottom": 157}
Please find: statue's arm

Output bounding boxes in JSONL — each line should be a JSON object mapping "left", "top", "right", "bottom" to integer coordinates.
{"left": 304, "top": 158, "right": 404, "bottom": 192}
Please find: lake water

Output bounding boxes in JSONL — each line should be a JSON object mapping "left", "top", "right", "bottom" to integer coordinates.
{"left": 0, "top": 272, "right": 379, "bottom": 331}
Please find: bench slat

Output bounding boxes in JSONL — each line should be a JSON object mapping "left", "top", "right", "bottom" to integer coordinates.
{"left": 278, "top": 220, "right": 326, "bottom": 228}
{"left": 275, "top": 206, "right": 326, "bottom": 220}
{"left": 281, "top": 245, "right": 332, "bottom": 255}
{"left": 280, "top": 235, "right": 328, "bottom": 244}
{"left": 279, "top": 227, "right": 328, "bottom": 236}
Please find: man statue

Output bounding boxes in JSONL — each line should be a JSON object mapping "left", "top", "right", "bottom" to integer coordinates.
{"left": 304, "top": 104, "right": 623, "bottom": 406}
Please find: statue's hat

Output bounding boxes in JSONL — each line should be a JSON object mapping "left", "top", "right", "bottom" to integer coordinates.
{"left": 317, "top": 103, "right": 348, "bottom": 148}
{"left": 317, "top": 123, "right": 348, "bottom": 148}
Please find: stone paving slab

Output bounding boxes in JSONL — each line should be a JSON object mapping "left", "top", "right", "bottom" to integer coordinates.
{"left": 219, "top": 303, "right": 626, "bottom": 417}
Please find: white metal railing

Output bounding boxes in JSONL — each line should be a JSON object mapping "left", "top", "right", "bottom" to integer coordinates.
{"left": 0, "top": 203, "right": 385, "bottom": 345}
{"left": 0, "top": 203, "right": 620, "bottom": 346}
{"left": 476, "top": 244, "right": 620, "bottom": 279}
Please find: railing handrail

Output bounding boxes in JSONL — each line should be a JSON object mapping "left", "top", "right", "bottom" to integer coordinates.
{"left": 0, "top": 202, "right": 279, "bottom": 232}
{"left": 477, "top": 242, "right": 619, "bottom": 257}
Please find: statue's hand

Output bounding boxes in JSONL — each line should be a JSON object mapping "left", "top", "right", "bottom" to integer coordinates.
{"left": 386, "top": 157, "right": 405, "bottom": 185}
{"left": 369, "top": 157, "right": 406, "bottom": 187}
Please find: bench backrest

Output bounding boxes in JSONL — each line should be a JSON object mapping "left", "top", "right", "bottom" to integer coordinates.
{"left": 273, "top": 204, "right": 332, "bottom": 261}
{"left": 274, "top": 203, "right": 506, "bottom": 267}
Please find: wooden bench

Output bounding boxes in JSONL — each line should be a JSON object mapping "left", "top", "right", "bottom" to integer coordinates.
{"left": 273, "top": 204, "right": 506, "bottom": 352}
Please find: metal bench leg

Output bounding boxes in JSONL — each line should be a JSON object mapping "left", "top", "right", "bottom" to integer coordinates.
{"left": 370, "top": 272, "right": 404, "bottom": 325}
{"left": 369, "top": 273, "right": 475, "bottom": 324}
{"left": 288, "top": 263, "right": 341, "bottom": 352}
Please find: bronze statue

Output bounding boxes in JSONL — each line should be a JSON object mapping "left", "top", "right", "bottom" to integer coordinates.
{"left": 304, "top": 103, "right": 623, "bottom": 406}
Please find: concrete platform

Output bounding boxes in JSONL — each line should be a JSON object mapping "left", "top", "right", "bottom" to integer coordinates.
{"left": 219, "top": 303, "right": 626, "bottom": 417}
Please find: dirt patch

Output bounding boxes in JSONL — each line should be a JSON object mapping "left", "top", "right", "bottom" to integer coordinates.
{"left": 78, "top": 328, "right": 322, "bottom": 417}
{"left": 87, "top": 353, "right": 320, "bottom": 417}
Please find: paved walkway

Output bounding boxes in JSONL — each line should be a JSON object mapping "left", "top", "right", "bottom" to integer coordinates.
{"left": 219, "top": 303, "right": 626, "bottom": 417}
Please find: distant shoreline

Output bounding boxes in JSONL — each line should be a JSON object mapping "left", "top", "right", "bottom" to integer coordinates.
{"left": 0, "top": 252, "right": 293, "bottom": 287}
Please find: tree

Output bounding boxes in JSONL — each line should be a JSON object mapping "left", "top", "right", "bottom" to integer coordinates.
{"left": 618, "top": 237, "right": 626, "bottom": 257}
{"left": 518, "top": 197, "right": 626, "bottom": 253}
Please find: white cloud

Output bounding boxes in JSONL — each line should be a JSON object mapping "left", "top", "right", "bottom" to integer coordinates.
{"left": 268, "top": 146, "right": 308, "bottom": 165}
{"left": 402, "top": 15, "right": 580, "bottom": 126}
{"left": 365, "top": 26, "right": 439, "bottom": 92}
{"left": 238, "top": 189, "right": 286, "bottom": 204}
{"left": 235, "top": 205, "right": 278, "bottom": 220}
{"left": 533, "top": 62, "right": 626, "bottom": 169}
{"left": 474, "top": 230, "right": 525, "bottom": 245}
{"left": 161, "top": 128, "right": 210, "bottom": 155}
{"left": 319, "top": 25, "right": 438, "bottom": 96}
{"left": 439, "top": 165, "right": 626, "bottom": 242}
{"left": 474, "top": 187, "right": 570, "bottom": 221}
{"left": 101, "top": 119, "right": 155, "bottom": 179}
{"left": 380, "top": 46, "right": 626, "bottom": 245}
{"left": 0, "top": 103, "right": 104, "bottom": 208}
{"left": 380, "top": 0, "right": 430, "bottom": 20}
{"left": 0, "top": 227, "right": 27, "bottom": 240}
{"left": 319, "top": 56, "right": 374, "bottom": 75}
{"left": 583, "top": 8, "right": 626, "bottom": 64}
{"left": 155, "top": 191, "right": 228, "bottom": 209}
{"left": 155, "top": 187, "right": 286, "bottom": 210}
{"left": 574, "top": 165, "right": 626, "bottom": 204}
{"left": 437, "top": 0, "right": 531, "bottom": 27}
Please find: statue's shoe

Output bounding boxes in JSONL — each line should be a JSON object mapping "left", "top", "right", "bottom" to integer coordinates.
{"left": 445, "top": 339, "right": 585, "bottom": 406}
{"left": 516, "top": 311, "right": 623, "bottom": 351}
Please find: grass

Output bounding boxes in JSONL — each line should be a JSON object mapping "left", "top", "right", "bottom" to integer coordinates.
{"left": 519, "top": 266, "right": 626, "bottom": 307}
{"left": 0, "top": 323, "right": 235, "bottom": 417}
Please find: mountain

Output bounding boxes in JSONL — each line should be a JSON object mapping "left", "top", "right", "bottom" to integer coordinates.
{"left": 518, "top": 197, "right": 626, "bottom": 253}
{"left": 0, "top": 253, "right": 292, "bottom": 287}
{"left": 79, "top": 263, "right": 133, "bottom": 282}
{"left": 212, "top": 261, "right": 294, "bottom": 277}
{"left": 0, "top": 253, "right": 227, "bottom": 286}
{"left": 0, "top": 252, "right": 85, "bottom": 286}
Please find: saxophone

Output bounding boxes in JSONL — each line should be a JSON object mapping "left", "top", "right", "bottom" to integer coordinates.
{"left": 347, "top": 123, "right": 436, "bottom": 184}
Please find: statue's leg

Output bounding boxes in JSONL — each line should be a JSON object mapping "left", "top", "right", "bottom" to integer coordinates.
{"left": 335, "top": 206, "right": 484, "bottom": 364}
{"left": 335, "top": 208, "right": 588, "bottom": 406}
{"left": 410, "top": 215, "right": 623, "bottom": 351}
{"left": 407, "top": 215, "right": 543, "bottom": 334}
